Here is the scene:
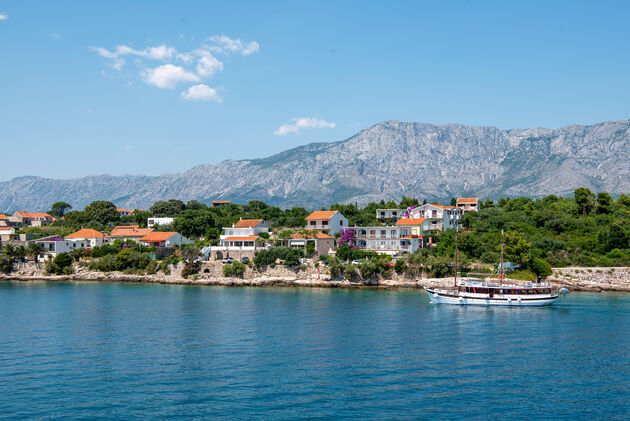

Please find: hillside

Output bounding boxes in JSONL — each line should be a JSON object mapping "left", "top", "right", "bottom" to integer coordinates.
{"left": 1, "top": 119, "right": 629, "bottom": 212}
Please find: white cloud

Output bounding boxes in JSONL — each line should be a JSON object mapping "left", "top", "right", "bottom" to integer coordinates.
{"left": 142, "top": 64, "right": 199, "bottom": 89}
{"left": 195, "top": 52, "right": 223, "bottom": 77}
{"left": 274, "top": 117, "right": 336, "bottom": 136}
{"left": 181, "top": 84, "right": 222, "bottom": 102}
{"left": 50, "top": 32, "right": 61, "bottom": 40}
{"left": 208, "top": 34, "right": 260, "bottom": 55}
{"left": 0, "top": 12, "right": 7, "bottom": 20}
{"left": 94, "top": 44, "right": 177, "bottom": 61}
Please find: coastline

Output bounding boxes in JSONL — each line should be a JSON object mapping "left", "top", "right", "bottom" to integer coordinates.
{"left": 2, "top": 265, "right": 629, "bottom": 292}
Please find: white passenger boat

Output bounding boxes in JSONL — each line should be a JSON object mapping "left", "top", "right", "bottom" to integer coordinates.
{"left": 426, "top": 229, "right": 569, "bottom": 306}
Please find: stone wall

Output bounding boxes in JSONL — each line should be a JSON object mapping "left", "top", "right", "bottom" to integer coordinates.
{"left": 550, "top": 267, "right": 630, "bottom": 292}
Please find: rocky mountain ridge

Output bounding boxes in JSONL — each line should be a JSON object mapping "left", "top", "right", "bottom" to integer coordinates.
{"left": 2, "top": 119, "right": 629, "bottom": 212}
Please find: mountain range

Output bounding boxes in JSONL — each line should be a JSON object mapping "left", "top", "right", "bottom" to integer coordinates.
{"left": 2, "top": 119, "right": 630, "bottom": 212}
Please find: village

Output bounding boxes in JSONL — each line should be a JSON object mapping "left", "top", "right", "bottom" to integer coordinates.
{"left": 0, "top": 198, "right": 480, "bottom": 265}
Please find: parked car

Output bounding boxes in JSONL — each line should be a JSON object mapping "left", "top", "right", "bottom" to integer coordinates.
{"left": 351, "top": 259, "right": 362, "bottom": 265}
{"left": 299, "top": 258, "right": 308, "bottom": 264}
{"left": 241, "top": 257, "right": 249, "bottom": 263}
{"left": 222, "top": 257, "right": 235, "bottom": 264}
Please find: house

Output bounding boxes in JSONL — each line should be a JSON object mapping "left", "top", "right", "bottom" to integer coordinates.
{"left": 0, "top": 226, "right": 15, "bottom": 236}
{"left": 11, "top": 211, "right": 54, "bottom": 227}
{"left": 289, "top": 232, "right": 335, "bottom": 257}
{"left": 220, "top": 219, "right": 270, "bottom": 240}
{"left": 117, "top": 208, "right": 132, "bottom": 217}
{"left": 0, "top": 214, "right": 8, "bottom": 226}
{"left": 65, "top": 228, "right": 111, "bottom": 248}
{"left": 375, "top": 209, "right": 404, "bottom": 222}
{"left": 34, "top": 236, "right": 75, "bottom": 261}
{"left": 408, "top": 204, "right": 462, "bottom": 231}
{"left": 351, "top": 225, "right": 426, "bottom": 255}
{"left": 211, "top": 200, "right": 231, "bottom": 207}
{"left": 147, "top": 217, "right": 175, "bottom": 227}
{"left": 395, "top": 217, "right": 430, "bottom": 236}
{"left": 305, "top": 210, "right": 348, "bottom": 235}
{"left": 110, "top": 225, "right": 154, "bottom": 242}
{"left": 456, "top": 197, "right": 480, "bottom": 213}
{"left": 139, "top": 232, "right": 193, "bottom": 248}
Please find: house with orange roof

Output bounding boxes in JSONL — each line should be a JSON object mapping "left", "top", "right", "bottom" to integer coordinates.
{"left": 0, "top": 214, "right": 8, "bottom": 227}
{"left": 117, "top": 208, "right": 133, "bottom": 217}
{"left": 456, "top": 197, "right": 480, "bottom": 213}
{"left": 211, "top": 200, "right": 231, "bottom": 207}
{"left": 65, "top": 228, "right": 111, "bottom": 248}
{"left": 11, "top": 211, "right": 54, "bottom": 227}
{"left": 305, "top": 210, "right": 348, "bottom": 235}
{"left": 110, "top": 225, "right": 154, "bottom": 242}
{"left": 408, "top": 203, "right": 462, "bottom": 231}
{"left": 220, "top": 219, "right": 270, "bottom": 241}
{"left": 139, "top": 232, "right": 193, "bottom": 248}
{"left": 288, "top": 231, "right": 335, "bottom": 257}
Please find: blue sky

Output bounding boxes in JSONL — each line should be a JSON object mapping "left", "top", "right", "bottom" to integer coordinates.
{"left": 1, "top": 1, "right": 629, "bottom": 181}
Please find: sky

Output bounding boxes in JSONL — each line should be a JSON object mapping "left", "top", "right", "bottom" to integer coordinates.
{"left": 1, "top": 1, "right": 629, "bottom": 181}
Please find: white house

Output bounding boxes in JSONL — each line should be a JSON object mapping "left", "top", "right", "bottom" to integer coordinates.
{"left": 65, "top": 228, "right": 112, "bottom": 248}
{"left": 220, "top": 219, "right": 270, "bottom": 241}
{"left": 35, "top": 236, "right": 75, "bottom": 261}
{"left": 117, "top": 208, "right": 132, "bottom": 217}
{"left": 305, "top": 211, "right": 348, "bottom": 235}
{"left": 375, "top": 209, "right": 404, "bottom": 222}
{"left": 408, "top": 204, "right": 462, "bottom": 231}
{"left": 147, "top": 217, "right": 175, "bottom": 227}
{"left": 139, "top": 232, "right": 192, "bottom": 248}
{"left": 350, "top": 226, "right": 425, "bottom": 255}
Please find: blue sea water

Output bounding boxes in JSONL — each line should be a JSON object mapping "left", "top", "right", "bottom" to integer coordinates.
{"left": 0, "top": 282, "right": 628, "bottom": 420}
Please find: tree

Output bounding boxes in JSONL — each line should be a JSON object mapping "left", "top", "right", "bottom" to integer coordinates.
{"left": 606, "top": 225, "right": 629, "bottom": 252}
{"left": 400, "top": 196, "right": 419, "bottom": 209}
{"left": 617, "top": 193, "right": 630, "bottom": 209}
{"left": 502, "top": 230, "right": 531, "bottom": 266}
{"left": 596, "top": 192, "right": 613, "bottom": 214}
{"left": 84, "top": 201, "right": 120, "bottom": 225}
{"left": 173, "top": 210, "right": 215, "bottom": 238}
{"left": 450, "top": 197, "right": 457, "bottom": 206}
{"left": 530, "top": 258, "right": 552, "bottom": 278}
{"left": 180, "top": 246, "right": 200, "bottom": 264}
{"left": 27, "top": 243, "right": 44, "bottom": 262}
{"left": 49, "top": 201, "right": 72, "bottom": 218}
{"left": 150, "top": 199, "right": 186, "bottom": 217}
{"left": 574, "top": 187, "right": 595, "bottom": 216}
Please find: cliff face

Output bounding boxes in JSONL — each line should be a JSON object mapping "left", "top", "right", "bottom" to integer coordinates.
{"left": 2, "top": 119, "right": 630, "bottom": 212}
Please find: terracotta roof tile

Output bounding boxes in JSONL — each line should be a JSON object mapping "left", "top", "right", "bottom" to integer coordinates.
{"left": 15, "top": 211, "right": 53, "bottom": 219}
{"left": 457, "top": 197, "right": 479, "bottom": 203}
{"left": 0, "top": 214, "right": 7, "bottom": 220}
{"left": 65, "top": 228, "right": 108, "bottom": 239}
{"left": 110, "top": 225, "right": 154, "bottom": 237}
{"left": 140, "top": 232, "right": 177, "bottom": 242}
{"left": 396, "top": 217, "right": 426, "bottom": 226}
{"left": 305, "top": 211, "right": 338, "bottom": 220}
{"left": 233, "top": 219, "right": 264, "bottom": 228}
{"left": 223, "top": 236, "right": 260, "bottom": 241}
{"left": 291, "top": 232, "right": 334, "bottom": 239}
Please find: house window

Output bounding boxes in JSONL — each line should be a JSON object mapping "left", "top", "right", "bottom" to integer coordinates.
{"left": 390, "top": 230, "right": 396, "bottom": 236}
{"left": 310, "top": 221, "right": 316, "bottom": 226}
{"left": 339, "top": 220, "right": 343, "bottom": 226}
{"left": 322, "top": 220, "right": 328, "bottom": 226}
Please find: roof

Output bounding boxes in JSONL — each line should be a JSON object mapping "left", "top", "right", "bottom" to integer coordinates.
{"left": 15, "top": 211, "right": 52, "bottom": 219}
{"left": 110, "top": 225, "right": 154, "bottom": 237}
{"left": 117, "top": 208, "right": 132, "bottom": 212}
{"left": 428, "top": 204, "right": 456, "bottom": 210}
{"left": 305, "top": 210, "right": 338, "bottom": 220}
{"left": 212, "top": 200, "right": 231, "bottom": 204}
{"left": 457, "top": 197, "right": 479, "bottom": 203}
{"left": 140, "top": 232, "right": 178, "bottom": 242}
{"left": 0, "top": 226, "right": 14, "bottom": 231}
{"left": 396, "top": 217, "right": 426, "bottom": 226}
{"left": 401, "top": 235, "right": 426, "bottom": 239}
{"left": 223, "top": 235, "right": 261, "bottom": 241}
{"left": 65, "top": 228, "right": 108, "bottom": 239}
{"left": 233, "top": 219, "right": 264, "bottom": 228}
{"left": 0, "top": 214, "right": 7, "bottom": 220}
{"left": 291, "top": 232, "right": 334, "bottom": 239}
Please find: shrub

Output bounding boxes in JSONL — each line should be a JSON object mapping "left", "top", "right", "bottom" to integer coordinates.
{"left": 394, "top": 259, "right": 406, "bottom": 274}
{"left": 530, "top": 258, "right": 552, "bottom": 278}
{"left": 223, "top": 261, "right": 246, "bottom": 278}
{"left": 254, "top": 247, "right": 303, "bottom": 268}
{"left": 0, "top": 256, "right": 13, "bottom": 273}
{"left": 182, "top": 263, "right": 199, "bottom": 278}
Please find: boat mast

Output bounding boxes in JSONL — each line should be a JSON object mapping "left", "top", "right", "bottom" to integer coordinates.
{"left": 499, "top": 229, "right": 504, "bottom": 285}
{"left": 454, "top": 227, "right": 458, "bottom": 288}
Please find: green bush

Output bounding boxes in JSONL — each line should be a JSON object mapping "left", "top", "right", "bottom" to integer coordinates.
{"left": 254, "top": 247, "right": 303, "bottom": 268}
{"left": 223, "top": 261, "right": 246, "bottom": 278}
{"left": 394, "top": 259, "right": 406, "bottom": 274}
{"left": 182, "top": 263, "right": 199, "bottom": 278}
{"left": 0, "top": 256, "right": 13, "bottom": 273}
{"left": 44, "top": 252, "right": 73, "bottom": 275}
{"left": 530, "top": 257, "right": 552, "bottom": 278}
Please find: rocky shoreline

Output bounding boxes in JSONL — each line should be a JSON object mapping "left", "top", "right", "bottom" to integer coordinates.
{"left": 2, "top": 264, "right": 629, "bottom": 292}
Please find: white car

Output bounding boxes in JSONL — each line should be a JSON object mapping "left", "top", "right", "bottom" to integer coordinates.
{"left": 299, "top": 258, "right": 308, "bottom": 264}
{"left": 222, "top": 257, "right": 235, "bottom": 264}
{"left": 351, "top": 259, "right": 362, "bottom": 265}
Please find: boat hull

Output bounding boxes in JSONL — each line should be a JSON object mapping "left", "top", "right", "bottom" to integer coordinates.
{"left": 425, "top": 288, "right": 558, "bottom": 306}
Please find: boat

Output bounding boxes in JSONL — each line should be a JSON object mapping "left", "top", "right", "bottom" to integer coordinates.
{"left": 425, "top": 229, "right": 568, "bottom": 306}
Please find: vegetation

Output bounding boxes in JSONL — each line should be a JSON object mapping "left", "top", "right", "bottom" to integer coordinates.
{"left": 223, "top": 261, "right": 246, "bottom": 277}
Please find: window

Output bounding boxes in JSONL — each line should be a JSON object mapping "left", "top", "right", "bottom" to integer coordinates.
{"left": 322, "top": 220, "right": 328, "bottom": 226}
{"left": 391, "top": 230, "right": 396, "bottom": 236}
{"left": 310, "top": 221, "right": 316, "bottom": 226}
{"left": 340, "top": 220, "right": 343, "bottom": 226}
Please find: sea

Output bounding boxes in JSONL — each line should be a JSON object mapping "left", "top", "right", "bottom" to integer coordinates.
{"left": 0, "top": 281, "right": 628, "bottom": 420}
